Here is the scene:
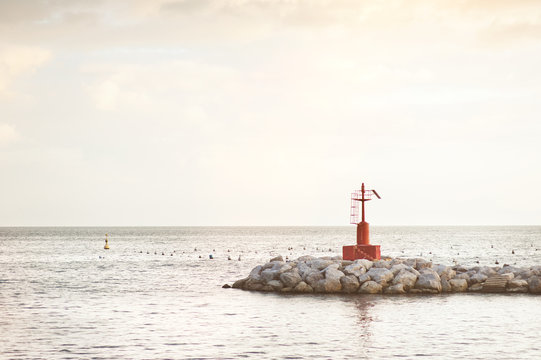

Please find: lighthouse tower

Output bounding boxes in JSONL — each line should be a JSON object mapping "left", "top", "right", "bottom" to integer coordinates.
{"left": 342, "top": 182, "right": 381, "bottom": 261}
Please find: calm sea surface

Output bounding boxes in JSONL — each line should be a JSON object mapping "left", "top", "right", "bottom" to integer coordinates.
{"left": 1, "top": 226, "right": 541, "bottom": 359}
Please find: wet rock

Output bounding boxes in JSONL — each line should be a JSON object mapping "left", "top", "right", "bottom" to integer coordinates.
{"left": 441, "top": 278, "right": 452, "bottom": 292}
{"left": 528, "top": 276, "right": 541, "bottom": 294}
{"left": 232, "top": 278, "right": 247, "bottom": 289}
{"left": 297, "top": 262, "right": 311, "bottom": 278}
{"left": 404, "top": 258, "right": 417, "bottom": 268}
{"left": 271, "top": 261, "right": 286, "bottom": 271}
{"left": 366, "top": 267, "right": 394, "bottom": 286}
{"left": 390, "top": 263, "right": 409, "bottom": 276}
{"left": 415, "top": 269, "right": 442, "bottom": 292}
{"left": 261, "top": 269, "right": 280, "bottom": 282}
{"left": 314, "top": 277, "right": 342, "bottom": 293}
{"left": 233, "top": 255, "right": 541, "bottom": 296}
{"left": 304, "top": 270, "right": 324, "bottom": 287}
{"left": 267, "top": 280, "right": 283, "bottom": 291}
{"left": 325, "top": 267, "right": 344, "bottom": 280}
{"left": 244, "top": 279, "right": 264, "bottom": 291}
{"left": 468, "top": 283, "right": 483, "bottom": 292}
{"left": 392, "top": 269, "right": 418, "bottom": 291}
{"left": 357, "top": 273, "right": 371, "bottom": 285}
{"left": 449, "top": 278, "right": 468, "bottom": 292}
{"left": 507, "top": 279, "right": 528, "bottom": 293}
{"left": 517, "top": 269, "right": 533, "bottom": 280}
{"left": 385, "top": 283, "right": 406, "bottom": 294}
{"left": 270, "top": 255, "right": 284, "bottom": 262}
{"left": 470, "top": 273, "right": 488, "bottom": 285}
{"left": 296, "top": 255, "right": 317, "bottom": 262}
{"left": 355, "top": 259, "right": 373, "bottom": 271}
{"left": 500, "top": 272, "right": 515, "bottom": 281}
{"left": 499, "top": 265, "right": 520, "bottom": 276}
{"left": 340, "top": 275, "right": 360, "bottom": 293}
{"left": 261, "top": 262, "right": 275, "bottom": 270}
{"left": 280, "top": 269, "right": 302, "bottom": 288}
{"left": 415, "top": 258, "right": 432, "bottom": 270}
{"left": 320, "top": 267, "right": 344, "bottom": 292}
{"left": 455, "top": 273, "right": 470, "bottom": 284}
{"left": 372, "top": 260, "right": 392, "bottom": 269}
{"left": 478, "top": 266, "right": 498, "bottom": 277}
{"left": 433, "top": 264, "right": 456, "bottom": 280}
{"left": 359, "top": 281, "right": 383, "bottom": 294}
{"left": 344, "top": 263, "right": 367, "bottom": 277}
{"left": 324, "top": 263, "right": 341, "bottom": 272}
{"left": 277, "top": 264, "right": 293, "bottom": 274}
{"left": 531, "top": 266, "right": 541, "bottom": 276}
{"left": 248, "top": 265, "right": 263, "bottom": 281}
{"left": 409, "top": 288, "right": 439, "bottom": 294}
{"left": 293, "top": 281, "right": 313, "bottom": 293}
{"left": 308, "top": 259, "right": 334, "bottom": 271}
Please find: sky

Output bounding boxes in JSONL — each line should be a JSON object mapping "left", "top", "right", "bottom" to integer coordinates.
{"left": 1, "top": 0, "right": 540, "bottom": 226}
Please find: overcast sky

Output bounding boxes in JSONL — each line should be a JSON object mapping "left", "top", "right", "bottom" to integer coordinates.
{"left": 1, "top": 0, "right": 540, "bottom": 226}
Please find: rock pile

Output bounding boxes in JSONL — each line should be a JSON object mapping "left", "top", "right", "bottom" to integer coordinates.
{"left": 231, "top": 255, "right": 541, "bottom": 294}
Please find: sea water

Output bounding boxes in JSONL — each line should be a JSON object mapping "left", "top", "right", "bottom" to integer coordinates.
{"left": 1, "top": 226, "right": 541, "bottom": 359}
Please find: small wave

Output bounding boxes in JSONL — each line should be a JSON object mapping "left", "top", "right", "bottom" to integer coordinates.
{"left": 91, "top": 345, "right": 122, "bottom": 349}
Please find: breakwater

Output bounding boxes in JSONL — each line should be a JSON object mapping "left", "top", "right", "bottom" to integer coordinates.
{"left": 231, "top": 255, "right": 541, "bottom": 294}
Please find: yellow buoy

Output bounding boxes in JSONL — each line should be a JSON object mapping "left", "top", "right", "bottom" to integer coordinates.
{"left": 104, "top": 233, "right": 110, "bottom": 250}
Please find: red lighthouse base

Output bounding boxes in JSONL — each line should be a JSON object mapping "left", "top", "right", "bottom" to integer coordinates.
{"left": 343, "top": 244, "right": 381, "bottom": 261}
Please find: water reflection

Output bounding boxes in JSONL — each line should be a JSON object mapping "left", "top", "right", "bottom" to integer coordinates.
{"left": 355, "top": 296, "right": 375, "bottom": 327}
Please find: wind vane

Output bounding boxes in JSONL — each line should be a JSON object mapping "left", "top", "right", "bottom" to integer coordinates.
{"left": 343, "top": 182, "right": 382, "bottom": 261}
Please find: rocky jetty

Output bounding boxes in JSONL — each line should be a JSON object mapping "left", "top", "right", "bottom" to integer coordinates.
{"left": 231, "top": 255, "right": 541, "bottom": 294}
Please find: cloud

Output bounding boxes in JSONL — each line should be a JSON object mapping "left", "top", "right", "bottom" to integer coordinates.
{"left": 84, "top": 59, "right": 239, "bottom": 113}
{"left": 1, "top": 0, "right": 541, "bottom": 49}
{"left": 0, "top": 123, "right": 20, "bottom": 146}
{"left": 0, "top": 45, "right": 51, "bottom": 96}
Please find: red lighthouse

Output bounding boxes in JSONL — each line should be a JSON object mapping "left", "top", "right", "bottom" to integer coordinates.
{"left": 342, "top": 182, "right": 382, "bottom": 261}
